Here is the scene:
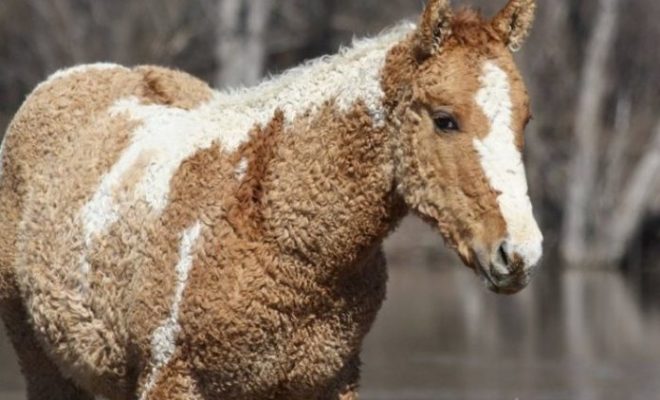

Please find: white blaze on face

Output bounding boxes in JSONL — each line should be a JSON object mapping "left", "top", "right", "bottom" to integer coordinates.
{"left": 473, "top": 61, "right": 543, "bottom": 267}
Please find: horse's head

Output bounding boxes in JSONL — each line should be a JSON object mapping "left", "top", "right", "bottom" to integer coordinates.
{"left": 391, "top": 0, "right": 542, "bottom": 294}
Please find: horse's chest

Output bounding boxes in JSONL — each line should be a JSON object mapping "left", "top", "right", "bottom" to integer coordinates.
{"left": 178, "top": 254, "right": 387, "bottom": 397}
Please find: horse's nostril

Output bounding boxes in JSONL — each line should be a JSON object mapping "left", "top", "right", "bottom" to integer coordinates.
{"left": 497, "top": 243, "right": 510, "bottom": 266}
{"left": 489, "top": 242, "right": 512, "bottom": 281}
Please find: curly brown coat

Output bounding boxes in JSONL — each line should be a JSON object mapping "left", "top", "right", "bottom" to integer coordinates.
{"left": 0, "top": 1, "right": 540, "bottom": 399}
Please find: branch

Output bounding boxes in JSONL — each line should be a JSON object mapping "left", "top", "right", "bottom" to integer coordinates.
{"left": 599, "top": 95, "right": 632, "bottom": 214}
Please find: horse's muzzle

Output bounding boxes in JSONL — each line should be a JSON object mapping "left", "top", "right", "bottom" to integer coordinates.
{"left": 472, "top": 239, "right": 541, "bottom": 295}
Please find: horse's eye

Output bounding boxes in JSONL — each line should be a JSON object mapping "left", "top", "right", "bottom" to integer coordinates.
{"left": 433, "top": 113, "right": 460, "bottom": 132}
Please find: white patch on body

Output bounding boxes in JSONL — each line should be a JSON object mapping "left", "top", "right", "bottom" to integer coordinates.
{"left": 473, "top": 61, "right": 543, "bottom": 267}
{"left": 139, "top": 222, "right": 202, "bottom": 400}
{"left": 78, "top": 257, "right": 91, "bottom": 294}
{"left": 81, "top": 96, "right": 238, "bottom": 245}
{"left": 235, "top": 157, "right": 248, "bottom": 181}
{"left": 80, "top": 22, "right": 415, "bottom": 244}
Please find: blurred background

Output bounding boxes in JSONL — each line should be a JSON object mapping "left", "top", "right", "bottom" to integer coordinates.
{"left": 1, "top": 0, "right": 659, "bottom": 399}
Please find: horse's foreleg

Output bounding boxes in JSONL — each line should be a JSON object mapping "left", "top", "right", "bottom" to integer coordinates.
{"left": 334, "top": 355, "right": 361, "bottom": 400}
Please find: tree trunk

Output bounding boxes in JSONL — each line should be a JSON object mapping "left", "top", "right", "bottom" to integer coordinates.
{"left": 600, "top": 123, "right": 660, "bottom": 262}
{"left": 215, "top": 0, "right": 274, "bottom": 88}
{"left": 560, "top": 0, "right": 620, "bottom": 266}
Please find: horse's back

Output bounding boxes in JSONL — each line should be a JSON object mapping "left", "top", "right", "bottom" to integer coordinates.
{"left": 0, "top": 63, "right": 214, "bottom": 396}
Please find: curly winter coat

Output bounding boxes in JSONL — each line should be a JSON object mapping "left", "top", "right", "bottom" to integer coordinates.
{"left": 0, "top": 1, "right": 542, "bottom": 399}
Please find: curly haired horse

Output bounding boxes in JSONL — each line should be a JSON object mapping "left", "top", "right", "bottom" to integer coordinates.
{"left": 0, "top": 0, "right": 542, "bottom": 398}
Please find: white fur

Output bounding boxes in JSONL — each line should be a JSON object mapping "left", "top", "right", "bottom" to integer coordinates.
{"left": 235, "top": 157, "right": 249, "bottom": 181}
{"left": 80, "top": 23, "right": 415, "bottom": 243}
{"left": 473, "top": 62, "right": 543, "bottom": 267}
{"left": 140, "top": 222, "right": 202, "bottom": 400}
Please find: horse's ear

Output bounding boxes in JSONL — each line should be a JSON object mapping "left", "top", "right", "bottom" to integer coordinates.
{"left": 491, "top": 0, "right": 536, "bottom": 52}
{"left": 413, "top": 0, "right": 453, "bottom": 61}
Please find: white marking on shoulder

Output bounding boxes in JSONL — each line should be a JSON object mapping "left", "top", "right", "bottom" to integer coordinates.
{"left": 473, "top": 61, "right": 543, "bottom": 267}
{"left": 37, "top": 63, "right": 127, "bottom": 91}
{"left": 81, "top": 95, "right": 243, "bottom": 244}
{"left": 139, "top": 221, "right": 202, "bottom": 400}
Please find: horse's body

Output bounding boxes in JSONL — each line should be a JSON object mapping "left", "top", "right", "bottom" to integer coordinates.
{"left": 0, "top": 1, "right": 543, "bottom": 399}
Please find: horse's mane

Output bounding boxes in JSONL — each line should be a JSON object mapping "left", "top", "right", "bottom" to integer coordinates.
{"left": 215, "top": 10, "right": 501, "bottom": 104}
{"left": 217, "top": 22, "right": 416, "bottom": 99}
{"left": 212, "top": 21, "right": 416, "bottom": 124}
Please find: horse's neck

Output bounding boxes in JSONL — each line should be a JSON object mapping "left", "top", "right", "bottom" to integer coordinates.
{"left": 216, "top": 24, "right": 413, "bottom": 265}
{"left": 225, "top": 24, "right": 415, "bottom": 271}
{"left": 255, "top": 102, "right": 405, "bottom": 271}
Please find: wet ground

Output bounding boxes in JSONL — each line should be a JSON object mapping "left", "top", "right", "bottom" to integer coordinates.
{"left": 2, "top": 218, "right": 660, "bottom": 399}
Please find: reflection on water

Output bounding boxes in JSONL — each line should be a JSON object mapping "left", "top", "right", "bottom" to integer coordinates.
{"left": 360, "top": 266, "right": 660, "bottom": 400}
{"left": 1, "top": 222, "right": 660, "bottom": 400}
{"left": 0, "top": 324, "right": 22, "bottom": 400}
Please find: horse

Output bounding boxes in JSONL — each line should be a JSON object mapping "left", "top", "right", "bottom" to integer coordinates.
{"left": 0, "top": 0, "right": 542, "bottom": 399}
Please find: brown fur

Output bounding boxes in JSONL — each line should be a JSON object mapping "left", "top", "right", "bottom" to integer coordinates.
{"left": 230, "top": 111, "right": 286, "bottom": 238}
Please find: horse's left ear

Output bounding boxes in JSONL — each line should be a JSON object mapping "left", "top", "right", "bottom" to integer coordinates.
{"left": 414, "top": 0, "right": 453, "bottom": 61}
{"left": 492, "top": 0, "right": 536, "bottom": 52}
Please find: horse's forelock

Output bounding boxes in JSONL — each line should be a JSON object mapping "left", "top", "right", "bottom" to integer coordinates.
{"left": 448, "top": 9, "right": 503, "bottom": 49}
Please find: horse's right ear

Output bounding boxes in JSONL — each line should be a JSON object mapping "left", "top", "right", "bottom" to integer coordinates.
{"left": 414, "top": 0, "right": 453, "bottom": 62}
